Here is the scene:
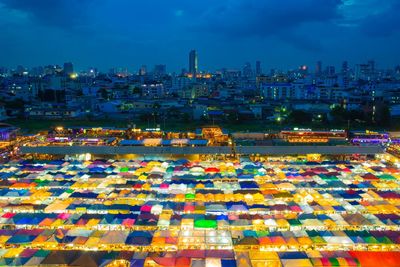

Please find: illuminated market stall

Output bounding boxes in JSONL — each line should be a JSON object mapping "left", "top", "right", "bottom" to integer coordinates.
{"left": 0, "top": 157, "right": 398, "bottom": 266}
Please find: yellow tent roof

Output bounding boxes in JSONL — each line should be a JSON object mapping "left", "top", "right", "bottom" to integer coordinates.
{"left": 0, "top": 235, "right": 10, "bottom": 244}
{"left": 85, "top": 236, "right": 101, "bottom": 247}
{"left": 276, "top": 219, "right": 289, "bottom": 227}
{"left": 249, "top": 251, "right": 279, "bottom": 260}
{"left": 3, "top": 247, "right": 24, "bottom": 258}
{"left": 297, "top": 236, "right": 313, "bottom": 245}
{"left": 51, "top": 219, "right": 65, "bottom": 227}
{"left": 87, "top": 219, "right": 100, "bottom": 227}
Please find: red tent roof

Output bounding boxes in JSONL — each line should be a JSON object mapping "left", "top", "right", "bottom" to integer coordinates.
{"left": 349, "top": 251, "right": 400, "bottom": 267}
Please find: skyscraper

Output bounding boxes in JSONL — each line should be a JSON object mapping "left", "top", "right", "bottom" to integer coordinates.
{"left": 326, "top": 66, "right": 336, "bottom": 76}
{"left": 341, "top": 61, "right": 350, "bottom": 88}
{"left": 341, "top": 61, "right": 349, "bottom": 75}
{"left": 242, "top": 62, "right": 253, "bottom": 78}
{"left": 316, "top": 61, "right": 322, "bottom": 75}
{"left": 189, "top": 50, "right": 198, "bottom": 75}
{"left": 139, "top": 65, "right": 147, "bottom": 76}
{"left": 153, "top": 64, "right": 167, "bottom": 78}
{"left": 368, "top": 60, "right": 375, "bottom": 73}
{"left": 63, "top": 62, "right": 74, "bottom": 76}
{"left": 255, "top": 61, "right": 262, "bottom": 76}
{"left": 355, "top": 60, "right": 375, "bottom": 80}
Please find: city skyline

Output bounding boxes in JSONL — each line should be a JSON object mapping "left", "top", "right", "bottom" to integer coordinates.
{"left": 1, "top": 55, "right": 396, "bottom": 76}
{"left": 0, "top": 0, "right": 399, "bottom": 71}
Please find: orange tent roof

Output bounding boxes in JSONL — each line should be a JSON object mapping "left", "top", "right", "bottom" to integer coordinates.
{"left": 39, "top": 218, "right": 55, "bottom": 227}
{"left": 259, "top": 237, "right": 272, "bottom": 245}
{"left": 349, "top": 251, "right": 400, "bottom": 267}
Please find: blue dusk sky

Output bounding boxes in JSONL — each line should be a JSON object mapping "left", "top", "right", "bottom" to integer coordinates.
{"left": 0, "top": 0, "right": 399, "bottom": 72}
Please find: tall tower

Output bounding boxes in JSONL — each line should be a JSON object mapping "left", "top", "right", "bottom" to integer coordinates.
{"left": 189, "top": 50, "right": 198, "bottom": 76}
{"left": 255, "top": 61, "right": 262, "bottom": 76}
{"left": 63, "top": 62, "right": 74, "bottom": 76}
{"left": 341, "top": 61, "right": 349, "bottom": 75}
{"left": 341, "top": 61, "right": 350, "bottom": 88}
{"left": 316, "top": 61, "right": 322, "bottom": 75}
{"left": 243, "top": 62, "right": 253, "bottom": 78}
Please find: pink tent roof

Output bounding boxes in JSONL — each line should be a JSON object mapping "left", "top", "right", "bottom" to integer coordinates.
{"left": 57, "top": 213, "right": 71, "bottom": 220}
{"left": 140, "top": 205, "right": 152, "bottom": 212}
{"left": 122, "top": 219, "right": 135, "bottom": 226}
{"left": 160, "top": 183, "right": 169, "bottom": 189}
{"left": 2, "top": 213, "right": 15, "bottom": 219}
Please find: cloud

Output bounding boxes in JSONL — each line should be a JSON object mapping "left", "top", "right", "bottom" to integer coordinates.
{"left": 190, "top": 0, "right": 343, "bottom": 50}
{"left": 358, "top": 1, "right": 400, "bottom": 37}
{"left": 0, "top": 0, "right": 398, "bottom": 70}
{"left": 0, "top": 0, "right": 93, "bottom": 30}
{"left": 194, "top": 1, "right": 342, "bottom": 37}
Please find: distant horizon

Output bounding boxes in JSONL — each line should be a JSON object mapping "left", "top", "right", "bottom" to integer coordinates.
{"left": 1, "top": 1, "right": 399, "bottom": 72}
{"left": 1, "top": 55, "right": 398, "bottom": 74}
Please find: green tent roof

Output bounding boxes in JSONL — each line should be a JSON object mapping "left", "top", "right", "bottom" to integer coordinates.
{"left": 287, "top": 219, "right": 302, "bottom": 226}
{"left": 185, "top": 193, "right": 195, "bottom": 200}
{"left": 120, "top": 167, "right": 129, "bottom": 172}
{"left": 194, "top": 219, "right": 217, "bottom": 229}
{"left": 379, "top": 174, "right": 395, "bottom": 180}
{"left": 256, "top": 230, "right": 269, "bottom": 237}
{"left": 364, "top": 236, "right": 378, "bottom": 244}
{"left": 311, "top": 236, "right": 326, "bottom": 244}
{"left": 329, "top": 258, "right": 340, "bottom": 266}
{"left": 34, "top": 250, "right": 50, "bottom": 258}
{"left": 377, "top": 236, "right": 393, "bottom": 244}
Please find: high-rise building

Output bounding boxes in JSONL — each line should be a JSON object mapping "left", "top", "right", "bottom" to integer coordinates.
{"left": 153, "top": 64, "right": 167, "bottom": 78}
{"left": 341, "top": 61, "right": 349, "bottom": 75}
{"left": 87, "top": 67, "right": 97, "bottom": 78}
{"left": 341, "top": 61, "right": 350, "bottom": 88}
{"left": 0, "top": 67, "right": 7, "bottom": 76}
{"left": 355, "top": 60, "right": 376, "bottom": 80}
{"left": 255, "top": 61, "right": 262, "bottom": 76}
{"left": 326, "top": 66, "right": 336, "bottom": 76}
{"left": 16, "top": 65, "right": 26, "bottom": 75}
{"left": 189, "top": 50, "right": 198, "bottom": 75}
{"left": 242, "top": 62, "right": 253, "bottom": 78}
{"left": 368, "top": 60, "right": 375, "bottom": 73}
{"left": 316, "top": 61, "right": 322, "bottom": 75}
{"left": 63, "top": 62, "right": 74, "bottom": 76}
{"left": 139, "top": 65, "right": 147, "bottom": 76}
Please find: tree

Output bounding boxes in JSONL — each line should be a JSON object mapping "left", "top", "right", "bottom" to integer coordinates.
{"left": 133, "top": 86, "right": 142, "bottom": 95}
{"left": 99, "top": 88, "right": 108, "bottom": 99}
{"left": 330, "top": 106, "right": 347, "bottom": 123}
{"left": 167, "top": 107, "right": 181, "bottom": 120}
{"left": 348, "top": 109, "right": 365, "bottom": 122}
{"left": 226, "top": 112, "right": 239, "bottom": 124}
{"left": 288, "top": 110, "right": 312, "bottom": 124}
{"left": 376, "top": 105, "right": 391, "bottom": 127}
{"left": 182, "top": 113, "right": 191, "bottom": 123}
{"left": 3, "top": 98, "right": 25, "bottom": 110}
{"left": 152, "top": 102, "right": 161, "bottom": 110}
{"left": 139, "top": 112, "right": 151, "bottom": 123}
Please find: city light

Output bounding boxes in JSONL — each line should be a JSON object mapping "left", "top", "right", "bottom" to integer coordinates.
{"left": 0, "top": 1, "right": 399, "bottom": 263}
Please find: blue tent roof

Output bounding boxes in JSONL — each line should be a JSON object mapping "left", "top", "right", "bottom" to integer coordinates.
{"left": 7, "top": 235, "right": 36, "bottom": 244}
{"left": 120, "top": 140, "right": 143, "bottom": 146}
{"left": 221, "top": 259, "right": 237, "bottom": 267}
{"left": 278, "top": 252, "right": 308, "bottom": 259}
{"left": 130, "top": 259, "right": 145, "bottom": 267}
